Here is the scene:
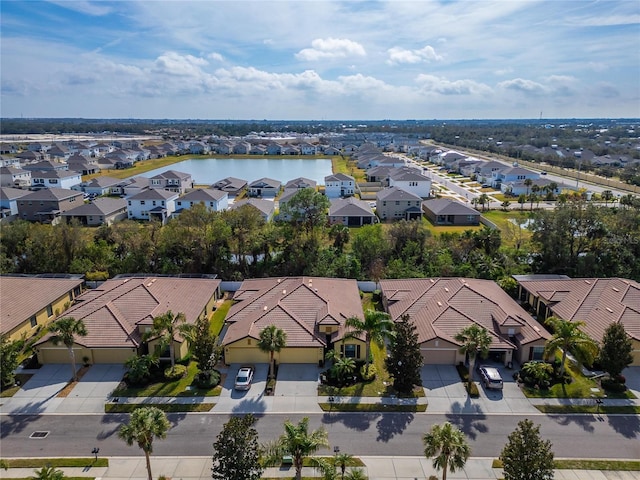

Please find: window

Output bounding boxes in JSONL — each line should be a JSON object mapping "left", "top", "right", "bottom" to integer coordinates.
{"left": 30, "top": 316, "right": 37, "bottom": 327}
{"left": 395, "top": 201, "right": 400, "bottom": 205}
{"left": 140, "top": 200, "right": 145, "bottom": 205}
{"left": 177, "top": 201, "right": 182, "bottom": 206}
{"left": 507, "top": 328, "right": 515, "bottom": 336}
{"left": 152, "top": 201, "right": 156, "bottom": 206}
{"left": 50, "top": 179, "right": 58, "bottom": 184}
{"left": 467, "top": 215, "right": 476, "bottom": 221}
{"left": 342, "top": 344, "right": 360, "bottom": 358}
{"left": 128, "top": 201, "right": 131, "bottom": 206}
{"left": 46, "top": 304, "right": 53, "bottom": 317}
{"left": 531, "top": 346, "right": 545, "bottom": 361}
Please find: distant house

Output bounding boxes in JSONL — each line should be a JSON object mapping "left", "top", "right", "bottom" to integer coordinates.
{"left": 0, "top": 166, "right": 31, "bottom": 187}
{"left": 323, "top": 146, "right": 341, "bottom": 156}
{"left": 376, "top": 187, "right": 423, "bottom": 221}
{"left": 366, "top": 166, "right": 395, "bottom": 183}
{"left": 31, "top": 170, "right": 82, "bottom": 190}
{"left": 211, "top": 177, "right": 247, "bottom": 197}
{"left": 388, "top": 167, "right": 432, "bottom": 198}
{"left": 17, "top": 188, "right": 84, "bottom": 223}
{"left": 233, "top": 142, "right": 252, "bottom": 155}
{"left": 250, "top": 144, "right": 267, "bottom": 155}
{"left": 149, "top": 170, "right": 193, "bottom": 194}
{"left": 61, "top": 197, "right": 128, "bottom": 226}
{"left": 284, "top": 177, "right": 317, "bottom": 190}
{"left": 422, "top": 198, "right": 480, "bottom": 226}
{"left": 0, "top": 187, "right": 31, "bottom": 221}
{"left": 73, "top": 176, "right": 122, "bottom": 196}
{"left": 266, "top": 143, "right": 283, "bottom": 155}
{"left": 47, "top": 145, "right": 71, "bottom": 161}
{"left": 299, "top": 143, "right": 317, "bottom": 155}
{"left": 328, "top": 197, "right": 377, "bottom": 226}
{"left": 67, "top": 154, "right": 99, "bottom": 175}
{"left": 175, "top": 188, "right": 228, "bottom": 213}
{"left": 491, "top": 166, "right": 539, "bottom": 190}
{"left": 324, "top": 173, "right": 355, "bottom": 198}
{"left": 230, "top": 198, "right": 275, "bottom": 222}
{"left": 111, "top": 176, "right": 150, "bottom": 197}
{"left": 248, "top": 177, "right": 281, "bottom": 197}
{"left": 127, "top": 189, "right": 179, "bottom": 224}
{"left": 189, "top": 142, "right": 210, "bottom": 155}
{"left": 22, "top": 160, "right": 67, "bottom": 172}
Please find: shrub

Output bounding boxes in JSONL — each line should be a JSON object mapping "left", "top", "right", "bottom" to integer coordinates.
{"left": 360, "top": 364, "right": 377, "bottom": 381}
{"left": 124, "top": 354, "right": 158, "bottom": 386}
{"left": 601, "top": 378, "right": 627, "bottom": 393}
{"left": 467, "top": 382, "right": 480, "bottom": 398}
{"left": 615, "top": 374, "right": 626, "bottom": 384}
{"left": 164, "top": 364, "right": 187, "bottom": 380}
{"left": 193, "top": 369, "right": 220, "bottom": 389}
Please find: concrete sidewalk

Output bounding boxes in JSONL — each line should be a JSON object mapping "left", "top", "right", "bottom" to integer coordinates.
{"left": 2, "top": 456, "right": 638, "bottom": 480}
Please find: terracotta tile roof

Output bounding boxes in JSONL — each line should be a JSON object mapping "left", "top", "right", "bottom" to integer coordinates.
{"left": 516, "top": 277, "right": 640, "bottom": 342}
{"left": 380, "top": 278, "right": 549, "bottom": 349}
{"left": 36, "top": 276, "right": 220, "bottom": 349}
{"left": 1, "top": 276, "right": 84, "bottom": 334}
{"left": 221, "top": 277, "right": 363, "bottom": 347}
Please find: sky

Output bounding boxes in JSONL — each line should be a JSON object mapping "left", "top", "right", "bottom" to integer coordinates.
{"left": 1, "top": 0, "right": 639, "bottom": 120}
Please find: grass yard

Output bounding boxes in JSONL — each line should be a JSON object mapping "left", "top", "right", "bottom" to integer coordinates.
{"left": 105, "top": 402, "right": 215, "bottom": 413}
{"left": 422, "top": 218, "right": 483, "bottom": 236}
{"left": 210, "top": 299, "right": 232, "bottom": 336}
{"left": 0, "top": 374, "right": 33, "bottom": 398}
{"left": 332, "top": 156, "right": 365, "bottom": 181}
{"left": 111, "top": 361, "right": 222, "bottom": 397}
{"left": 492, "top": 458, "right": 640, "bottom": 471}
{"left": 319, "top": 402, "right": 427, "bottom": 412}
{"left": 535, "top": 405, "right": 640, "bottom": 414}
{"left": 2, "top": 458, "right": 108, "bottom": 468}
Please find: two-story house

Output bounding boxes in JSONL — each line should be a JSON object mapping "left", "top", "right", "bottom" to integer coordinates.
{"left": 127, "top": 189, "right": 179, "bottom": 224}
{"left": 73, "top": 176, "right": 122, "bottom": 196}
{"left": 175, "top": 188, "right": 229, "bottom": 213}
{"left": 388, "top": 167, "right": 432, "bottom": 198}
{"left": 17, "top": 188, "right": 84, "bottom": 223}
{"left": 324, "top": 173, "right": 355, "bottom": 198}
{"left": 491, "top": 167, "right": 539, "bottom": 191}
{"left": 0, "top": 166, "right": 32, "bottom": 188}
{"left": 0, "top": 187, "right": 31, "bottom": 221}
{"left": 149, "top": 170, "right": 193, "bottom": 194}
{"left": 376, "top": 187, "right": 423, "bottom": 221}
{"left": 30, "top": 170, "right": 82, "bottom": 190}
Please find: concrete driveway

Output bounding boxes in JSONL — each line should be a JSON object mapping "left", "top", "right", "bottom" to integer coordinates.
{"left": 274, "top": 364, "right": 321, "bottom": 396}
{"left": 219, "top": 363, "right": 269, "bottom": 399}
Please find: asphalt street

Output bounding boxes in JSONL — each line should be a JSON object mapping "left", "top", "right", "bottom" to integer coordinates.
{"left": 2, "top": 412, "right": 639, "bottom": 459}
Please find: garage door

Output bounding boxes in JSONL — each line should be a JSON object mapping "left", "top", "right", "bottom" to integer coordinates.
{"left": 421, "top": 348, "right": 456, "bottom": 365}
{"left": 92, "top": 349, "right": 136, "bottom": 364}
{"left": 224, "top": 347, "right": 269, "bottom": 364}
{"left": 39, "top": 347, "right": 77, "bottom": 364}
{"left": 279, "top": 347, "right": 322, "bottom": 364}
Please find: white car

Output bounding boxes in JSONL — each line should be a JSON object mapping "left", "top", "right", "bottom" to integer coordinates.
{"left": 478, "top": 365, "right": 504, "bottom": 390}
{"left": 234, "top": 366, "right": 254, "bottom": 390}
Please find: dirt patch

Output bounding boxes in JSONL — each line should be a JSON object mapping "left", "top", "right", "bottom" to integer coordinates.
{"left": 57, "top": 365, "right": 91, "bottom": 398}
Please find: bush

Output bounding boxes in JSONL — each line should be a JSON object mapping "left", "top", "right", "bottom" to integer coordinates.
{"left": 601, "top": 378, "right": 627, "bottom": 393}
{"left": 615, "top": 374, "right": 626, "bottom": 384}
{"left": 164, "top": 364, "right": 187, "bottom": 380}
{"left": 193, "top": 369, "right": 220, "bottom": 389}
{"left": 360, "top": 364, "right": 377, "bottom": 381}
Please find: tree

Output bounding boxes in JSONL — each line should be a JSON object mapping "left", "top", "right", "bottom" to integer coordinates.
{"left": 48, "top": 317, "right": 88, "bottom": 381}
{"left": 517, "top": 193, "right": 526, "bottom": 210}
{"left": 544, "top": 316, "right": 599, "bottom": 377}
{"left": 118, "top": 406, "right": 171, "bottom": 480}
{"left": 454, "top": 324, "right": 492, "bottom": 391}
{"left": 325, "top": 351, "right": 356, "bottom": 385}
{"left": 29, "top": 466, "right": 65, "bottom": 480}
{"left": 144, "top": 310, "right": 186, "bottom": 370}
{"left": 524, "top": 178, "right": 533, "bottom": 197}
{"left": 385, "top": 314, "right": 422, "bottom": 394}
{"left": 501, "top": 200, "right": 511, "bottom": 211}
{"left": 280, "top": 188, "right": 330, "bottom": 232}
{"left": 257, "top": 325, "right": 287, "bottom": 379}
{"left": 124, "top": 354, "right": 158, "bottom": 386}
{"left": 478, "top": 193, "right": 490, "bottom": 212}
{"left": 601, "top": 189, "right": 614, "bottom": 206}
{"left": 1, "top": 334, "right": 20, "bottom": 388}
{"left": 598, "top": 322, "right": 633, "bottom": 378}
{"left": 345, "top": 309, "right": 394, "bottom": 371}
{"left": 181, "top": 316, "right": 218, "bottom": 371}
{"left": 279, "top": 417, "right": 329, "bottom": 480}
{"left": 499, "top": 419, "right": 554, "bottom": 480}
{"left": 212, "top": 414, "right": 263, "bottom": 480}
{"left": 422, "top": 422, "right": 470, "bottom": 480}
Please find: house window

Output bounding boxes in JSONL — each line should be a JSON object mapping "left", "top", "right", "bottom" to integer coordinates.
{"left": 46, "top": 304, "right": 53, "bottom": 317}
{"left": 247, "top": 339, "right": 252, "bottom": 345}
{"left": 531, "top": 346, "right": 545, "bottom": 361}
{"left": 177, "top": 201, "right": 182, "bottom": 206}
{"left": 342, "top": 344, "right": 360, "bottom": 358}
{"left": 50, "top": 179, "right": 58, "bottom": 184}
{"left": 140, "top": 200, "right": 145, "bottom": 205}
{"left": 507, "top": 328, "right": 515, "bottom": 336}
{"left": 30, "top": 316, "right": 37, "bottom": 327}
{"left": 128, "top": 201, "right": 131, "bottom": 206}
{"left": 467, "top": 215, "right": 476, "bottom": 221}
{"left": 152, "top": 201, "right": 156, "bottom": 206}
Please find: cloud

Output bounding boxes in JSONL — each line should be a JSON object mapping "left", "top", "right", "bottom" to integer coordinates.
{"left": 46, "top": 1, "right": 112, "bottom": 16}
{"left": 387, "top": 45, "right": 442, "bottom": 65}
{"left": 207, "top": 52, "right": 224, "bottom": 62}
{"left": 498, "top": 78, "right": 547, "bottom": 95}
{"left": 152, "top": 52, "right": 209, "bottom": 77}
{"left": 591, "top": 83, "right": 620, "bottom": 99}
{"left": 494, "top": 67, "right": 513, "bottom": 76}
{"left": 415, "top": 74, "right": 491, "bottom": 95}
{"left": 295, "top": 38, "right": 366, "bottom": 61}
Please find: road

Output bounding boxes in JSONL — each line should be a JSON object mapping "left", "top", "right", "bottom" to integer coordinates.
{"left": 2, "top": 412, "right": 639, "bottom": 459}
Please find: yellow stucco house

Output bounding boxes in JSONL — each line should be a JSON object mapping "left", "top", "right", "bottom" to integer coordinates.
{"left": 1, "top": 275, "right": 84, "bottom": 341}
{"left": 515, "top": 275, "right": 640, "bottom": 366}
{"left": 380, "top": 278, "right": 551, "bottom": 366}
{"left": 221, "top": 277, "right": 366, "bottom": 365}
{"left": 35, "top": 275, "right": 221, "bottom": 364}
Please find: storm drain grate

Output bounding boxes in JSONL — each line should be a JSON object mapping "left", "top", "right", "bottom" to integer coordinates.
{"left": 30, "top": 431, "right": 49, "bottom": 439}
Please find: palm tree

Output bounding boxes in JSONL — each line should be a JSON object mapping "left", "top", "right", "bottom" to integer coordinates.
{"left": 524, "top": 178, "right": 533, "bottom": 197}
{"left": 544, "top": 316, "right": 599, "bottom": 377}
{"left": 423, "top": 422, "right": 471, "bottom": 480}
{"left": 118, "top": 406, "right": 171, "bottom": 480}
{"left": 49, "top": 317, "right": 88, "bottom": 381}
{"left": 279, "top": 417, "right": 329, "bottom": 480}
{"left": 601, "top": 189, "right": 614, "bottom": 206}
{"left": 454, "top": 324, "right": 492, "bottom": 391}
{"left": 478, "top": 193, "right": 490, "bottom": 212}
{"left": 29, "top": 466, "right": 65, "bottom": 480}
{"left": 144, "top": 310, "right": 186, "bottom": 370}
{"left": 258, "top": 325, "right": 287, "bottom": 379}
{"left": 345, "top": 309, "right": 394, "bottom": 371}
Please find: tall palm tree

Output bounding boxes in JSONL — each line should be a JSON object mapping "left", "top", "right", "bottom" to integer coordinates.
{"left": 279, "top": 417, "right": 329, "bottom": 480}
{"left": 118, "top": 406, "right": 171, "bottom": 480}
{"left": 454, "top": 324, "right": 492, "bottom": 391}
{"left": 544, "top": 316, "right": 599, "bottom": 376}
{"left": 345, "top": 309, "right": 395, "bottom": 371}
{"left": 524, "top": 178, "right": 533, "bottom": 197}
{"left": 144, "top": 310, "right": 186, "bottom": 370}
{"left": 49, "top": 317, "right": 88, "bottom": 381}
{"left": 423, "top": 422, "right": 471, "bottom": 480}
{"left": 258, "top": 325, "right": 287, "bottom": 379}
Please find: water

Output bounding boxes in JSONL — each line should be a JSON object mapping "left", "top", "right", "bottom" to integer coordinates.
{"left": 137, "top": 157, "right": 333, "bottom": 185}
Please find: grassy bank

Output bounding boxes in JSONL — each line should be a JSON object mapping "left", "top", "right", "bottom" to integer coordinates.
{"left": 319, "top": 402, "right": 427, "bottom": 412}
{"left": 492, "top": 458, "right": 640, "bottom": 471}
{"left": 2, "top": 458, "right": 108, "bottom": 468}
{"left": 104, "top": 402, "right": 215, "bottom": 413}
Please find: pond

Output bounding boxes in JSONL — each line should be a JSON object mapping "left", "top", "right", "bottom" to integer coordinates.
{"left": 137, "top": 157, "right": 333, "bottom": 185}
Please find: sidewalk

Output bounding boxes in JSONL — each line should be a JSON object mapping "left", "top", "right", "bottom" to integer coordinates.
{"left": 2, "top": 455, "right": 638, "bottom": 480}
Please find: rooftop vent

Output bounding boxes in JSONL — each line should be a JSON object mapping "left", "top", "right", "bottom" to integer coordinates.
{"left": 606, "top": 307, "right": 613, "bottom": 313}
{"left": 437, "top": 301, "right": 442, "bottom": 307}
{"left": 612, "top": 287, "right": 619, "bottom": 292}
{"left": 584, "top": 280, "right": 591, "bottom": 285}
{"left": 533, "top": 326, "right": 540, "bottom": 332}
{"left": 282, "top": 289, "right": 286, "bottom": 295}
{"left": 444, "top": 287, "right": 449, "bottom": 292}
{"left": 263, "top": 305, "right": 268, "bottom": 311}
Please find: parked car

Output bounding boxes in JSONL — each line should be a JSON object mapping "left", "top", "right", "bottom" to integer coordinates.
{"left": 234, "top": 365, "right": 254, "bottom": 390}
{"left": 478, "top": 365, "right": 504, "bottom": 390}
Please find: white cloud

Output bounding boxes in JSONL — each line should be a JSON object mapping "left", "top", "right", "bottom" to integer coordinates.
{"left": 152, "top": 52, "right": 209, "bottom": 77}
{"left": 494, "top": 67, "right": 513, "bottom": 76}
{"left": 498, "top": 78, "right": 547, "bottom": 95}
{"left": 207, "top": 52, "right": 224, "bottom": 62}
{"left": 387, "top": 45, "right": 442, "bottom": 65}
{"left": 46, "top": 1, "right": 112, "bottom": 16}
{"left": 415, "top": 74, "right": 491, "bottom": 96}
{"left": 295, "top": 38, "right": 366, "bottom": 61}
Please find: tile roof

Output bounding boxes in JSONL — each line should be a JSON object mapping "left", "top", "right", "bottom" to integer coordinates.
{"left": 178, "top": 188, "right": 227, "bottom": 202}
{"left": 376, "top": 186, "right": 421, "bottom": 201}
{"left": 231, "top": 198, "right": 275, "bottom": 217}
{"left": 222, "top": 277, "right": 363, "bottom": 347}
{"left": 516, "top": 277, "right": 640, "bottom": 342}
{"left": 422, "top": 198, "right": 479, "bottom": 216}
{"left": 329, "top": 197, "right": 375, "bottom": 217}
{"left": 1, "top": 276, "right": 84, "bottom": 334}
{"left": 36, "top": 276, "right": 220, "bottom": 348}
{"left": 380, "top": 278, "right": 549, "bottom": 349}
{"left": 61, "top": 197, "right": 127, "bottom": 217}
{"left": 20, "top": 188, "right": 83, "bottom": 201}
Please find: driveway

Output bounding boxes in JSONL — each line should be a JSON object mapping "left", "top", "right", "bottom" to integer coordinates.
{"left": 274, "top": 364, "right": 320, "bottom": 396}
{"left": 219, "top": 363, "right": 269, "bottom": 399}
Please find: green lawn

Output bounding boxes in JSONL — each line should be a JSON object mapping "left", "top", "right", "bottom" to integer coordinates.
{"left": 319, "top": 402, "right": 427, "bottom": 412}
{"left": 210, "top": 300, "right": 232, "bottom": 336}
{"left": 535, "top": 405, "right": 640, "bottom": 415}
{"left": 492, "top": 458, "right": 640, "bottom": 471}
{"left": 2, "top": 458, "right": 108, "bottom": 468}
{"left": 0, "top": 374, "right": 33, "bottom": 398}
{"left": 105, "top": 402, "right": 215, "bottom": 413}
{"left": 422, "top": 217, "right": 483, "bottom": 236}
{"left": 111, "top": 361, "right": 221, "bottom": 397}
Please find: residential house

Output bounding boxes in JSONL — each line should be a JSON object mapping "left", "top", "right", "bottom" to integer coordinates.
{"left": 388, "top": 167, "right": 432, "bottom": 198}
{"left": 0, "top": 144, "right": 19, "bottom": 155}
{"left": 299, "top": 143, "right": 317, "bottom": 155}
{"left": 47, "top": 145, "right": 71, "bottom": 162}
{"left": 281, "top": 145, "right": 300, "bottom": 155}
{"left": 113, "top": 139, "right": 140, "bottom": 150}
{"left": 491, "top": 166, "right": 539, "bottom": 190}
{"left": 422, "top": 198, "right": 481, "bottom": 226}
{"left": 216, "top": 141, "right": 234, "bottom": 155}
{"left": 475, "top": 161, "right": 506, "bottom": 184}
{"left": 175, "top": 188, "right": 228, "bottom": 213}
{"left": 0, "top": 155, "right": 21, "bottom": 166}
{"left": 149, "top": 170, "right": 193, "bottom": 194}
{"left": 366, "top": 166, "right": 395, "bottom": 183}
{"left": 324, "top": 173, "right": 355, "bottom": 198}
{"left": 111, "top": 176, "right": 150, "bottom": 197}
{"left": 266, "top": 143, "right": 283, "bottom": 155}
{"left": 328, "top": 197, "right": 377, "bottom": 226}
{"left": 189, "top": 141, "right": 210, "bottom": 155}
{"left": 285, "top": 177, "right": 317, "bottom": 190}
{"left": 250, "top": 145, "right": 267, "bottom": 155}
{"left": 221, "top": 277, "right": 365, "bottom": 364}
{"left": 211, "top": 177, "right": 247, "bottom": 197}
{"left": 248, "top": 177, "right": 281, "bottom": 197}
{"left": 21, "top": 160, "right": 67, "bottom": 172}
{"left": 323, "top": 146, "right": 341, "bottom": 156}
{"left": 233, "top": 142, "right": 252, "bottom": 155}
{"left": 73, "top": 176, "right": 122, "bottom": 196}
{"left": 61, "top": 197, "right": 128, "bottom": 226}
{"left": 31, "top": 169, "right": 82, "bottom": 190}
{"left": 127, "top": 189, "right": 179, "bottom": 224}
{"left": 16, "top": 151, "right": 44, "bottom": 163}
{"left": 0, "top": 187, "right": 31, "bottom": 221}
{"left": 0, "top": 166, "right": 31, "bottom": 188}
{"left": 504, "top": 178, "right": 562, "bottom": 197}
{"left": 67, "top": 154, "right": 99, "bottom": 175}
{"left": 380, "top": 278, "right": 550, "bottom": 365}
{"left": 17, "top": 188, "right": 84, "bottom": 223}
{"left": 435, "top": 150, "right": 467, "bottom": 167}
{"left": 1, "top": 275, "right": 84, "bottom": 341}
{"left": 514, "top": 275, "right": 640, "bottom": 365}
{"left": 376, "top": 187, "right": 423, "bottom": 221}
{"left": 230, "top": 198, "right": 275, "bottom": 222}
{"left": 35, "top": 275, "right": 220, "bottom": 364}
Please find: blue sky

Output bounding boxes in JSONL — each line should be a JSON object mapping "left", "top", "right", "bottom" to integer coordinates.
{"left": 1, "top": 0, "right": 639, "bottom": 120}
